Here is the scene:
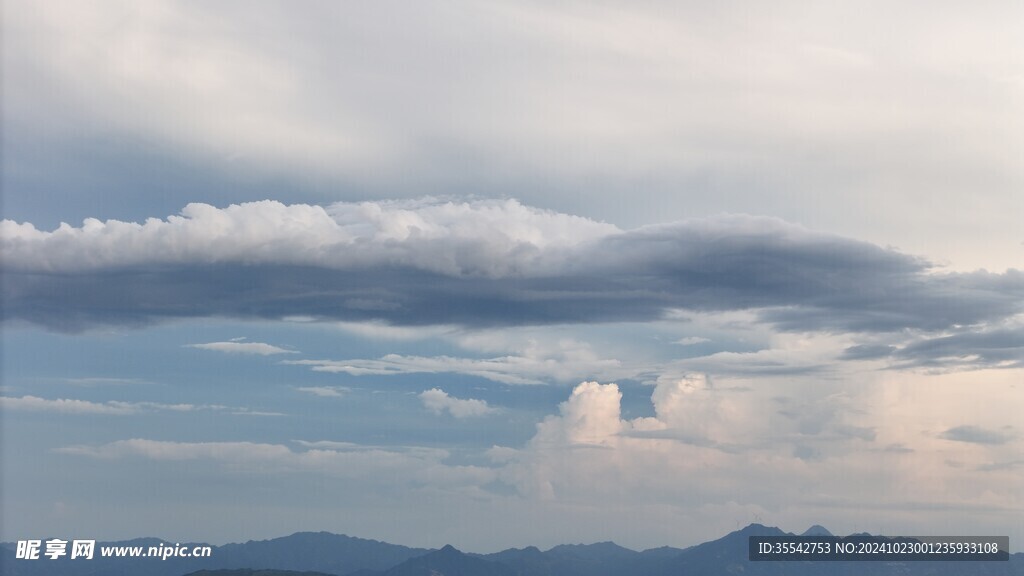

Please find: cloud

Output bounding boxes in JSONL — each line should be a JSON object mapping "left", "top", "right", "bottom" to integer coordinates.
{"left": 485, "top": 376, "right": 1020, "bottom": 542}
{"left": 186, "top": 341, "right": 298, "bottom": 355}
{"left": 840, "top": 344, "right": 897, "bottom": 360}
{"left": 675, "top": 336, "right": 711, "bottom": 346}
{"left": 534, "top": 381, "right": 624, "bottom": 446}
{"left": 0, "top": 395, "right": 276, "bottom": 416}
{"left": 666, "top": 349, "right": 825, "bottom": 378}
{"left": 939, "top": 425, "right": 1016, "bottom": 445}
{"left": 287, "top": 339, "right": 625, "bottom": 385}
{"left": 292, "top": 440, "right": 361, "bottom": 450}
{"left": 891, "top": 323, "right": 1024, "bottom": 371}
{"left": 1, "top": 395, "right": 137, "bottom": 415}
{"left": 0, "top": 199, "right": 615, "bottom": 274}
{"left": 7, "top": 3, "right": 1020, "bottom": 263}
{"left": 63, "top": 377, "right": 152, "bottom": 386}
{"left": 419, "top": 388, "right": 496, "bottom": 418}
{"left": 58, "top": 438, "right": 495, "bottom": 487}
{"left": 295, "top": 386, "right": 349, "bottom": 398}
{"left": 835, "top": 320, "right": 1024, "bottom": 371}
{"left": 4, "top": 200, "right": 1021, "bottom": 348}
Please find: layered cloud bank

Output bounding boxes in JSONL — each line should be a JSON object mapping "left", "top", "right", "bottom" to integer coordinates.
{"left": 4, "top": 199, "right": 1022, "bottom": 340}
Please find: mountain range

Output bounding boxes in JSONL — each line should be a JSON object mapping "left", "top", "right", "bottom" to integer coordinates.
{"left": 2, "top": 524, "right": 1020, "bottom": 576}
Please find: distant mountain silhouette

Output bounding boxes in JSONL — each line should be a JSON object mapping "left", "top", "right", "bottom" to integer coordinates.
{"left": 379, "top": 544, "right": 515, "bottom": 576}
{"left": 214, "top": 532, "right": 428, "bottom": 574}
{"left": 184, "top": 565, "right": 335, "bottom": 569}
{"left": 476, "top": 541, "right": 645, "bottom": 576}
{"left": 2, "top": 524, "right": 1021, "bottom": 576}
{"left": 801, "top": 524, "right": 833, "bottom": 537}
{"left": 0, "top": 532, "right": 426, "bottom": 576}
{"left": 668, "top": 523, "right": 792, "bottom": 576}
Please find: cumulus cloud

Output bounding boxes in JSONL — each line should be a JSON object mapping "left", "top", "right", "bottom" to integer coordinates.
{"left": 637, "top": 376, "right": 754, "bottom": 444}
{"left": 486, "top": 376, "right": 1019, "bottom": 542}
{"left": 534, "top": 382, "right": 625, "bottom": 446}
{"left": 1, "top": 198, "right": 615, "bottom": 275}
{"left": 186, "top": 341, "right": 297, "bottom": 355}
{"left": 419, "top": 388, "right": 496, "bottom": 418}
{"left": 4, "top": 199, "right": 1021, "bottom": 348}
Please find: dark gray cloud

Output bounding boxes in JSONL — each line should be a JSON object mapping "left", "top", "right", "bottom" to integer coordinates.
{"left": 939, "top": 425, "right": 1016, "bottom": 445}
{"left": 3, "top": 201, "right": 1022, "bottom": 338}
{"left": 892, "top": 326, "right": 1024, "bottom": 370}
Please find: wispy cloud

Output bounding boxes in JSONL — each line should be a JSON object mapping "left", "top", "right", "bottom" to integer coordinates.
{"left": 892, "top": 323, "right": 1024, "bottom": 371}
{"left": 57, "top": 438, "right": 494, "bottom": 487}
{"left": 286, "top": 343, "right": 625, "bottom": 386}
{"left": 295, "top": 386, "right": 350, "bottom": 398}
{"left": 1, "top": 395, "right": 137, "bottom": 415}
{"left": 186, "top": 341, "right": 298, "bottom": 355}
{"left": 419, "top": 388, "right": 496, "bottom": 418}
{"left": 0, "top": 395, "right": 279, "bottom": 416}
{"left": 62, "top": 377, "right": 153, "bottom": 387}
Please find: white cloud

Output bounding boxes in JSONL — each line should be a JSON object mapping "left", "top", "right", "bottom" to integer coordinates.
{"left": 287, "top": 338, "right": 627, "bottom": 385}
{"left": 2, "top": 198, "right": 618, "bottom": 276}
{"left": 487, "top": 372, "right": 1023, "bottom": 542}
{"left": 186, "top": 340, "right": 298, "bottom": 355}
{"left": 292, "top": 440, "right": 361, "bottom": 450}
{"left": 295, "top": 386, "right": 349, "bottom": 398}
{"left": 230, "top": 409, "right": 287, "bottom": 417}
{"left": 534, "top": 382, "right": 624, "bottom": 446}
{"left": 1, "top": 395, "right": 137, "bottom": 415}
{"left": 0, "top": 395, "right": 276, "bottom": 416}
{"left": 334, "top": 321, "right": 459, "bottom": 341}
{"left": 419, "top": 388, "right": 495, "bottom": 418}
{"left": 640, "top": 375, "right": 755, "bottom": 444}
{"left": 63, "top": 377, "right": 152, "bottom": 386}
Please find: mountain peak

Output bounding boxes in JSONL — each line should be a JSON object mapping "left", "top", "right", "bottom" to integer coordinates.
{"left": 801, "top": 525, "right": 833, "bottom": 536}
{"left": 383, "top": 543, "right": 515, "bottom": 576}
{"left": 547, "top": 540, "right": 637, "bottom": 561}
{"left": 732, "top": 523, "right": 786, "bottom": 537}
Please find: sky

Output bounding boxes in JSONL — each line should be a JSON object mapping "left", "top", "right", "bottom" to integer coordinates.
{"left": 2, "top": 0, "right": 1023, "bottom": 553}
